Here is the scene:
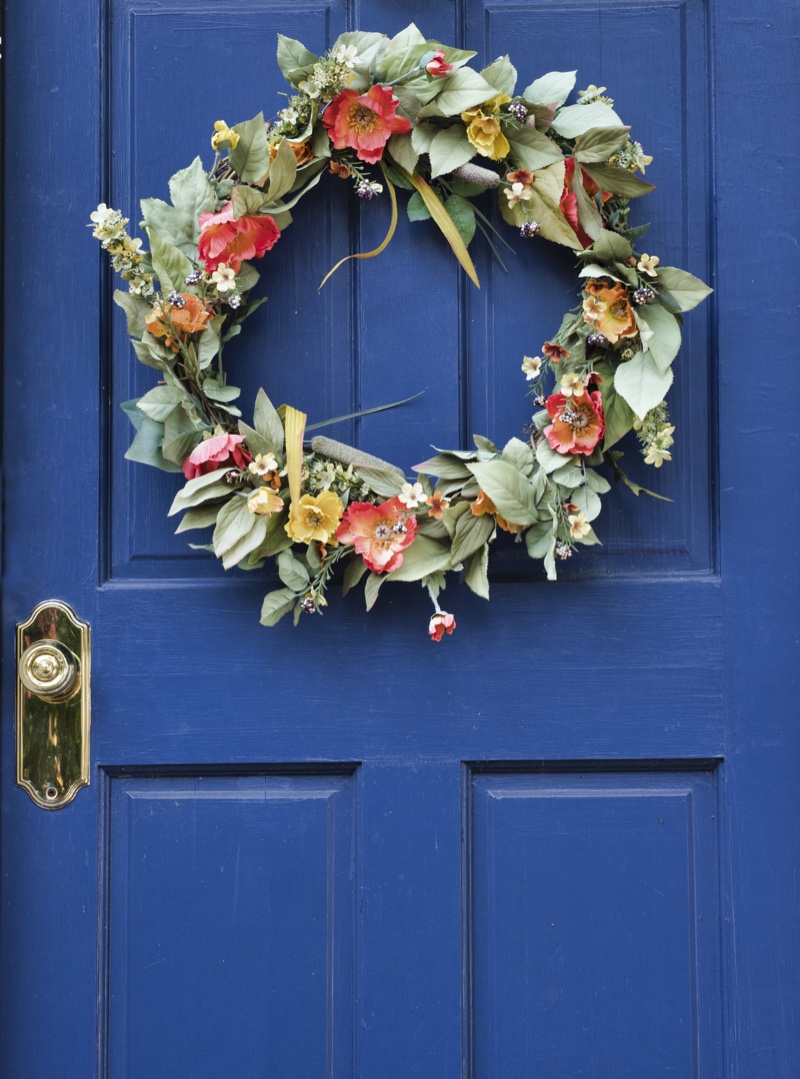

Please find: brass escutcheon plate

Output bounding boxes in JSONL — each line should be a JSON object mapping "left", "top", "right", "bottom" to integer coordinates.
{"left": 16, "top": 601, "right": 91, "bottom": 809}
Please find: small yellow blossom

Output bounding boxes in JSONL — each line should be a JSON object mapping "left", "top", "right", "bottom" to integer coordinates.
{"left": 567, "top": 510, "right": 591, "bottom": 539}
{"left": 211, "top": 121, "right": 240, "bottom": 151}
{"left": 521, "top": 355, "right": 543, "bottom": 381}
{"left": 248, "top": 452, "right": 279, "bottom": 478}
{"left": 582, "top": 295, "right": 607, "bottom": 322}
{"left": 483, "top": 92, "right": 512, "bottom": 114}
{"left": 637, "top": 253, "right": 660, "bottom": 277}
{"left": 461, "top": 110, "right": 510, "bottom": 161}
{"left": 560, "top": 373, "right": 586, "bottom": 398}
{"left": 644, "top": 445, "right": 672, "bottom": 467}
{"left": 248, "top": 488, "right": 284, "bottom": 516}
{"left": 285, "top": 491, "right": 343, "bottom": 544}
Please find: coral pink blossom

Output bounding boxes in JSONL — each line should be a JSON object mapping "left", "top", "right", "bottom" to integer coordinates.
{"left": 182, "top": 433, "right": 251, "bottom": 480}
{"left": 429, "top": 612, "right": 456, "bottom": 642}
{"left": 197, "top": 202, "right": 280, "bottom": 272}
{"left": 426, "top": 50, "right": 453, "bottom": 77}
{"left": 323, "top": 85, "right": 411, "bottom": 165}
{"left": 336, "top": 496, "right": 418, "bottom": 573}
{"left": 544, "top": 389, "right": 605, "bottom": 455}
{"left": 559, "top": 158, "right": 596, "bottom": 250}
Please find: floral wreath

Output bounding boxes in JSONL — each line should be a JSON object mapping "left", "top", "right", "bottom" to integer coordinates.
{"left": 91, "top": 25, "right": 711, "bottom": 640}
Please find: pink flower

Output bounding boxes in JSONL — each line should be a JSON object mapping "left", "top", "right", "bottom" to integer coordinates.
{"left": 426, "top": 50, "right": 453, "bottom": 77}
{"left": 544, "top": 389, "right": 605, "bottom": 456}
{"left": 197, "top": 202, "right": 280, "bottom": 273}
{"left": 336, "top": 496, "right": 418, "bottom": 573}
{"left": 429, "top": 612, "right": 456, "bottom": 642}
{"left": 322, "top": 84, "right": 411, "bottom": 165}
{"left": 182, "top": 433, "right": 251, "bottom": 480}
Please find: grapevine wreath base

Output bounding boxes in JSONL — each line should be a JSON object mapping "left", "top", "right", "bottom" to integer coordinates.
{"left": 91, "top": 24, "right": 711, "bottom": 638}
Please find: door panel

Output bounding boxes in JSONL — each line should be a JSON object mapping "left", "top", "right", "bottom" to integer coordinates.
{"left": 3, "top": 0, "right": 798, "bottom": 1077}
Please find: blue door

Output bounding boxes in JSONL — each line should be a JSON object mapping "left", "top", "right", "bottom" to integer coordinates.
{"left": 2, "top": 1, "right": 798, "bottom": 1077}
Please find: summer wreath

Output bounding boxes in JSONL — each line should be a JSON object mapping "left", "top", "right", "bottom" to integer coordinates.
{"left": 91, "top": 25, "right": 711, "bottom": 639}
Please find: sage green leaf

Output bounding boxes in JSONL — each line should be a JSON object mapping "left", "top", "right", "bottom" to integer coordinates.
{"left": 147, "top": 231, "right": 193, "bottom": 294}
{"left": 572, "top": 125, "right": 630, "bottom": 163}
{"left": 413, "top": 453, "right": 474, "bottom": 480}
{"left": 231, "top": 185, "right": 269, "bottom": 218}
{"left": 502, "top": 437, "right": 535, "bottom": 476}
{"left": 162, "top": 404, "right": 201, "bottom": 465}
{"left": 120, "top": 399, "right": 144, "bottom": 431}
{"left": 635, "top": 303, "right": 682, "bottom": 374}
{"left": 277, "top": 549, "right": 310, "bottom": 590}
{"left": 276, "top": 35, "right": 317, "bottom": 83}
{"left": 253, "top": 388, "right": 285, "bottom": 452}
{"left": 407, "top": 191, "right": 432, "bottom": 222}
{"left": 550, "top": 461, "right": 584, "bottom": 489}
{"left": 581, "top": 162, "right": 655, "bottom": 198}
{"left": 570, "top": 484, "right": 602, "bottom": 522}
{"left": 222, "top": 515, "right": 269, "bottom": 570}
{"left": 525, "top": 519, "right": 556, "bottom": 559}
{"left": 506, "top": 126, "right": 562, "bottom": 171}
{"left": 411, "top": 121, "right": 438, "bottom": 155}
{"left": 353, "top": 466, "right": 405, "bottom": 498}
{"left": 114, "top": 290, "right": 151, "bottom": 338}
{"left": 451, "top": 511, "right": 494, "bottom": 564}
{"left": 202, "top": 380, "right": 241, "bottom": 403}
{"left": 593, "top": 360, "right": 634, "bottom": 448}
{"left": 523, "top": 70, "right": 576, "bottom": 107}
{"left": 429, "top": 125, "right": 474, "bottom": 178}
{"left": 342, "top": 556, "right": 368, "bottom": 597}
{"left": 579, "top": 263, "right": 624, "bottom": 283}
{"left": 431, "top": 67, "right": 498, "bottom": 116}
{"left": 364, "top": 572, "right": 385, "bottom": 611}
{"left": 584, "top": 469, "right": 611, "bottom": 494}
{"left": 125, "top": 417, "right": 182, "bottom": 472}
{"left": 480, "top": 55, "right": 517, "bottom": 96}
{"left": 235, "top": 263, "right": 261, "bottom": 292}
{"left": 213, "top": 496, "right": 257, "bottom": 558}
{"left": 655, "top": 266, "right": 713, "bottom": 312}
{"left": 260, "top": 587, "right": 297, "bottom": 626}
{"left": 169, "top": 470, "right": 233, "bottom": 514}
{"left": 417, "top": 516, "right": 449, "bottom": 539}
{"left": 463, "top": 544, "right": 490, "bottom": 599}
{"left": 236, "top": 422, "right": 273, "bottom": 459}
{"left": 229, "top": 113, "right": 270, "bottom": 185}
{"left": 473, "top": 434, "right": 500, "bottom": 455}
{"left": 573, "top": 170, "right": 604, "bottom": 242}
{"left": 266, "top": 138, "right": 298, "bottom": 202}
{"left": 499, "top": 159, "right": 580, "bottom": 249}
{"left": 535, "top": 438, "right": 570, "bottom": 475}
{"left": 385, "top": 535, "right": 452, "bottom": 582}
{"left": 175, "top": 503, "right": 223, "bottom": 534}
{"left": 444, "top": 194, "right": 476, "bottom": 247}
{"left": 551, "top": 101, "right": 623, "bottom": 138}
{"left": 140, "top": 157, "right": 215, "bottom": 253}
{"left": 136, "top": 384, "right": 185, "bottom": 423}
{"left": 586, "top": 231, "right": 633, "bottom": 262}
{"left": 467, "top": 459, "right": 541, "bottom": 525}
{"left": 440, "top": 500, "right": 471, "bottom": 538}
{"left": 196, "top": 324, "right": 220, "bottom": 369}
{"left": 614, "top": 351, "right": 674, "bottom": 418}
{"left": 387, "top": 131, "right": 418, "bottom": 174}
{"left": 374, "top": 24, "right": 426, "bottom": 82}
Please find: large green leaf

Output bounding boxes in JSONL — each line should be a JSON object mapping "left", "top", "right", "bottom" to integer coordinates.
{"left": 444, "top": 194, "right": 476, "bottom": 247}
{"left": 162, "top": 406, "right": 202, "bottom": 465}
{"left": 551, "top": 101, "right": 623, "bottom": 138}
{"left": 467, "top": 459, "right": 541, "bottom": 525}
{"left": 572, "top": 126, "right": 630, "bottom": 163}
{"left": 450, "top": 511, "right": 494, "bottom": 564}
{"left": 523, "top": 70, "right": 576, "bottom": 106}
{"left": 506, "top": 126, "right": 562, "bottom": 171}
{"left": 430, "top": 67, "right": 498, "bottom": 115}
{"left": 581, "top": 162, "right": 655, "bottom": 198}
{"left": 413, "top": 453, "right": 474, "bottom": 480}
{"left": 387, "top": 131, "right": 418, "bottom": 174}
{"left": 614, "top": 351, "right": 674, "bottom": 418}
{"left": 114, "top": 290, "right": 150, "bottom": 338}
{"left": 429, "top": 125, "right": 474, "bottom": 178}
{"left": 277, "top": 549, "right": 310, "bottom": 590}
{"left": 635, "top": 303, "right": 682, "bottom": 374}
{"left": 222, "top": 515, "right": 269, "bottom": 570}
{"left": 463, "top": 544, "right": 490, "bottom": 599}
{"left": 276, "top": 35, "right": 318, "bottom": 85}
{"left": 140, "top": 157, "right": 216, "bottom": 254}
{"left": 136, "top": 384, "right": 185, "bottom": 423}
{"left": 169, "top": 471, "right": 234, "bottom": 514}
{"left": 411, "top": 121, "right": 438, "bottom": 155}
{"left": 124, "top": 416, "right": 182, "bottom": 472}
{"left": 593, "top": 361, "right": 635, "bottom": 449}
{"left": 260, "top": 587, "right": 297, "bottom": 626}
{"left": 147, "top": 231, "right": 193, "bottom": 294}
{"left": 229, "top": 113, "right": 271, "bottom": 184}
{"left": 525, "top": 518, "right": 557, "bottom": 559}
{"left": 175, "top": 503, "right": 224, "bottom": 534}
{"left": 655, "top": 266, "right": 713, "bottom": 311}
{"left": 212, "top": 496, "right": 257, "bottom": 558}
{"left": 265, "top": 138, "right": 298, "bottom": 202}
{"left": 535, "top": 438, "right": 570, "bottom": 474}
{"left": 586, "top": 231, "right": 633, "bottom": 262}
{"left": 499, "top": 159, "right": 580, "bottom": 249}
{"left": 385, "top": 535, "right": 452, "bottom": 581}
{"left": 253, "top": 388, "right": 285, "bottom": 452}
{"left": 480, "top": 55, "right": 517, "bottom": 96}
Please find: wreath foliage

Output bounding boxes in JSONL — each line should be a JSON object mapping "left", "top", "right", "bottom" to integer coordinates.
{"left": 91, "top": 24, "right": 711, "bottom": 638}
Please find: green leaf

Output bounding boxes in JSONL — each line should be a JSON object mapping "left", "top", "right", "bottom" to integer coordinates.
{"left": 593, "top": 361, "right": 634, "bottom": 449}
{"left": 584, "top": 468, "right": 611, "bottom": 494}
{"left": 162, "top": 407, "right": 202, "bottom": 467}
{"left": 467, "top": 459, "right": 541, "bottom": 526}
{"left": 260, "top": 587, "right": 297, "bottom": 626}
{"left": 265, "top": 138, "right": 298, "bottom": 202}
{"left": 235, "top": 263, "right": 261, "bottom": 292}
{"left": 276, "top": 35, "right": 318, "bottom": 84}
{"left": 175, "top": 504, "right": 223, "bottom": 534}
{"left": 614, "top": 351, "right": 674, "bottom": 418}
{"left": 147, "top": 231, "right": 193, "bottom": 294}
{"left": 429, "top": 125, "right": 474, "bottom": 178}
{"left": 605, "top": 451, "right": 672, "bottom": 501}
{"left": 168, "top": 471, "right": 233, "bottom": 514}
{"left": 353, "top": 466, "right": 405, "bottom": 498}
{"left": 399, "top": 167, "right": 480, "bottom": 286}
{"left": 229, "top": 113, "right": 270, "bottom": 185}
{"left": 440, "top": 500, "right": 471, "bottom": 538}
{"left": 570, "top": 484, "right": 602, "bottom": 522}
{"left": 505, "top": 126, "right": 563, "bottom": 171}
{"left": 450, "top": 511, "right": 494, "bottom": 564}
{"left": 230, "top": 185, "right": 269, "bottom": 219}
{"left": 212, "top": 496, "right": 257, "bottom": 558}
{"left": 655, "top": 266, "right": 713, "bottom": 312}
{"left": 502, "top": 437, "right": 535, "bottom": 476}
{"left": 413, "top": 453, "right": 473, "bottom": 480}
{"left": 581, "top": 162, "right": 655, "bottom": 198}
{"left": 411, "top": 121, "right": 438, "bottom": 155}
{"left": 430, "top": 67, "right": 498, "bottom": 116}
{"left": 136, "top": 384, "right": 185, "bottom": 422}
{"left": 221, "top": 514, "right": 270, "bottom": 569}
{"left": 579, "top": 263, "right": 625, "bottom": 283}
{"left": 525, "top": 519, "right": 556, "bottom": 559}
{"left": 523, "top": 70, "right": 576, "bottom": 107}
{"left": 551, "top": 101, "right": 624, "bottom": 138}
{"left": 535, "top": 438, "right": 570, "bottom": 474}
{"left": 499, "top": 158, "right": 580, "bottom": 250}
{"left": 253, "top": 388, "right": 285, "bottom": 452}
{"left": 385, "top": 535, "right": 452, "bottom": 582}
{"left": 407, "top": 191, "right": 432, "bottom": 222}
{"left": 114, "top": 290, "right": 151, "bottom": 338}
{"left": 387, "top": 131, "right": 418, "bottom": 174}
{"left": 550, "top": 461, "right": 584, "bottom": 489}
{"left": 140, "top": 157, "right": 215, "bottom": 254}
{"left": 202, "top": 379, "right": 241, "bottom": 403}
{"left": 473, "top": 434, "right": 500, "bottom": 455}
{"left": 572, "top": 126, "right": 630, "bottom": 163}
{"left": 196, "top": 323, "right": 220, "bottom": 370}
{"left": 480, "top": 55, "right": 517, "bottom": 96}
{"left": 463, "top": 544, "right": 490, "bottom": 599}
{"left": 444, "top": 194, "right": 476, "bottom": 247}
{"left": 124, "top": 416, "right": 182, "bottom": 472}
{"left": 635, "top": 303, "right": 682, "bottom": 374}
{"left": 364, "top": 572, "right": 384, "bottom": 612}
{"left": 277, "top": 549, "right": 310, "bottom": 590}
{"left": 342, "top": 555, "right": 368, "bottom": 597}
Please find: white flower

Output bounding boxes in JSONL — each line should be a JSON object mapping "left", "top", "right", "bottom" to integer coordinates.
{"left": 89, "top": 203, "right": 111, "bottom": 224}
{"left": 279, "top": 107, "right": 299, "bottom": 125}
{"left": 644, "top": 445, "right": 672, "bottom": 467}
{"left": 248, "top": 452, "right": 279, "bottom": 478}
{"left": 567, "top": 510, "right": 591, "bottom": 539}
{"left": 333, "top": 43, "right": 359, "bottom": 68}
{"left": 398, "top": 481, "right": 426, "bottom": 509}
{"left": 298, "top": 79, "right": 320, "bottom": 99}
{"left": 211, "top": 263, "right": 237, "bottom": 292}
{"left": 504, "top": 181, "right": 532, "bottom": 207}
{"left": 560, "top": 373, "right": 586, "bottom": 398}
{"left": 521, "top": 355, "right": 543, "bottom": 380}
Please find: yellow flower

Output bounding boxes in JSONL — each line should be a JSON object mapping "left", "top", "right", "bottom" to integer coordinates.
{"left": 660, "top": 424, "right": 676, "bottom": 447}
{"left": 248, "top": 488, "right": 284, "bottom": 516}
{"left": 461, "top": 112, "right": 510, "bottom": 161}
{"left": 483, "top": 92, "right": 511, "bottom": 114}
{"left": 560, "top": 373, "right": 586, "bottom": 398}
{"left": 567, "top": 510, "right": 591, "bottom": 539}
{"left": 637, "top": 253, "right": 660, "bottom": 277}
{"left": 644, "top": 445, "right": 672, "bottom": 467}
{"left": 211, "top": 121, "right": 240, "bottom": 151}
{"left": 285, "top": 491, "right": 344, "bottom": 544}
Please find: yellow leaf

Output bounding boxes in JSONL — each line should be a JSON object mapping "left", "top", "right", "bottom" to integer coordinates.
{"left": 318, "top": 163, "right": 399, "bottom": 290}
{"left": 283, "top": 404, "right": 307, "bottom": 510}
{"left": 396, "top": 165, "right": 480, "bottom": 288}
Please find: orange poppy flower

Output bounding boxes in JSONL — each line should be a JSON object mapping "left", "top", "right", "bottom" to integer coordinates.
{"left": 583, "top": 281, "right": 638, "bottom": 343}
{"left": 323, "top": 84, "right": 411, "bottom": 165}
{"left": 146, "top": 293, "right": 214, "bottom": 352}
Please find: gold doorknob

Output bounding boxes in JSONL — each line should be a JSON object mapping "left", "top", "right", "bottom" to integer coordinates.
{"left": 18, "top": 640, "right": 79, "bottom": 701}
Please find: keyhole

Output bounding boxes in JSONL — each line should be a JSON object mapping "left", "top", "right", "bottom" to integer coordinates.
{"left": 44, "top": 786, "right": 58, "bottom": 801}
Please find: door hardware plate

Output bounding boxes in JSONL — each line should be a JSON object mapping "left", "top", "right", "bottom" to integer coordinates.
{"left": 16, "top": 601, "right": 91, "bottom": 809}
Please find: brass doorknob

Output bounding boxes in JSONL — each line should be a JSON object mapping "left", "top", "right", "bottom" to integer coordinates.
{"left": 18, "top": 640, "right": 79, "bottom": 701}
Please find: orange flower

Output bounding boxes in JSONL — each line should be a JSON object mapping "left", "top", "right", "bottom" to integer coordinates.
{"left": 542, "top": 341, "right": 570, "bottom": 363}
{"left": 197, "top": 202, "right": 280, "bottom": 273}
{"left": 323, "top": 84, "right": 411, "bottom": 165}
{"left": 544, "top": 389, "right": 605, "bottom": 455}
{"left": 426, "top": 491, "right": 450, "bottom": 519}
{"left": 270, "top": 139, "right": 314, "bottom": 167}
{"left": 145, "top": 294, "right": 213, "bottom": 352}
{"left": 470, "top": 490, "right": 521, "bottom": 533}
{"left": 583, "top": 281, "right": 638, "bottom": 343}
{"left": 507, "top": 168, "right": 534, "bottom": 186}
{"left": 329, "top": 160, "right": 352, "bottom": 179}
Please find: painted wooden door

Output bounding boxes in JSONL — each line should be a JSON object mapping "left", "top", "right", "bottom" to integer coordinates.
{"left": 2, "top": 1, "right": 798, "bottom": 1077}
